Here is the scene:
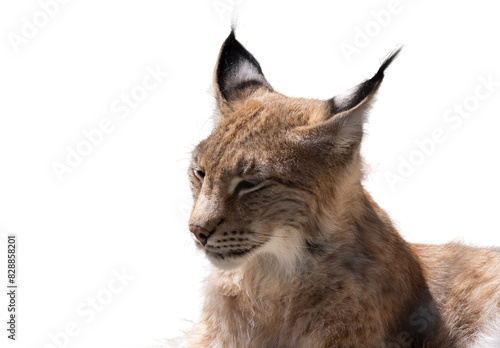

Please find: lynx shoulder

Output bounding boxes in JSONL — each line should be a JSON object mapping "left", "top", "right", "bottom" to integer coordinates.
{"left": 185, "top": 31, "right": 500, "bottom": 347}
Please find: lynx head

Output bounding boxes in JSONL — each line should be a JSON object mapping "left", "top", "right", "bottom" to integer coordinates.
{"left": 188, "top": 31, "right": 399, "bottom": 270}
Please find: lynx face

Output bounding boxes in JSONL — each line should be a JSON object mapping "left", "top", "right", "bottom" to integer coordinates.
{"left": 188, "top": 31, "right": 400, "bottom": 270}
{"left": 188, "top": 97, "right": 320, "bottom": 269}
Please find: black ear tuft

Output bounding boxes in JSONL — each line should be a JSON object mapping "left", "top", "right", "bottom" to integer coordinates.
{"left": 370, "top": 46, "right": 402, "bottom": 86}
{"left": 215, "top": 31, "right": 272, "bottom": 101}
{"left": 328, "top": 46, "right": 402, "bottom": 115}
{"left": 290, "top": 47, "right": 403, "bottom": 156}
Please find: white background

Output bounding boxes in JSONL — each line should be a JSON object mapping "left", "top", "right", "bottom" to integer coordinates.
{"left": 1, "top": 0, "right": 499, "bottom": 347}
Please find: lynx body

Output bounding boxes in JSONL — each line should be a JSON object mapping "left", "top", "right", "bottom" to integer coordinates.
{"left": 186, "top": 32, "right": 500, "bottom": 347}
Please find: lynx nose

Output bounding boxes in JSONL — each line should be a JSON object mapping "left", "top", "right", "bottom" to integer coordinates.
{"left": 189, "top": 225, "right": 211, "bottom": 246}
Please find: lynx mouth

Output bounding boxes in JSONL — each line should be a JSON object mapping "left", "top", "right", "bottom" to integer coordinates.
{"left": 206, "top": 245, "right": 259, "bottom": 260}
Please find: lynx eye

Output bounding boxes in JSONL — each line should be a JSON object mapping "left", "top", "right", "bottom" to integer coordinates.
{"left": 193, "top": 169, "right": 205, "bottom": 181}
{"left": 236, "top": 180, "right": 257, "bottom": 191}
{"left": 234, "top": 179, "right": 268, "bottom": 195}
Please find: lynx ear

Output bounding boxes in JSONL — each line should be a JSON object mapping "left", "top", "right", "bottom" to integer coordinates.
{"left": 327, "top": 47, "right": 401, "bottom": 116}
{"left": 214, "top": 31, "right": 272, "bottom": 103}
{"left": 291, "top": 48, "right": 402, "bottom": 156}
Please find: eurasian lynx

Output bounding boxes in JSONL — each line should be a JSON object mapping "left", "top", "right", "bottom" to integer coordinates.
{"left": 186, "top": 31, "right": 500, "bottom": 347}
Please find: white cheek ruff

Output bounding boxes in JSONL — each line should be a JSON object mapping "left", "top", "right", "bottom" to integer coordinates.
{"left": 254, "top": 228, "right": 304, "bottom": 272}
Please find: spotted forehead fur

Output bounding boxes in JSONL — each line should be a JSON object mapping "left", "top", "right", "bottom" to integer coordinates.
{"left": 196, "top": 92, "right": 329, "bottom": 179}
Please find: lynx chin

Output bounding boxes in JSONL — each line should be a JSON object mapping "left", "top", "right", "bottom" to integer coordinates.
{"left": 185, "top": 31, "right": 500, "bottom": 347}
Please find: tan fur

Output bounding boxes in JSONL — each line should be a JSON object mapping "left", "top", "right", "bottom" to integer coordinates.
{"left": 186, "top": 33, "right": 500, "bottom": 347}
